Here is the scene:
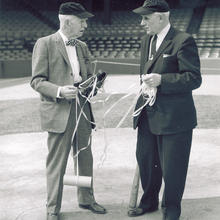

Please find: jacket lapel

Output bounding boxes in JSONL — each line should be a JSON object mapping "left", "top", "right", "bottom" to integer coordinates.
{"left": 75, "top": 43, "right": 87, "bottom": 81}
{"left": 144, "top": 27, "right": 175, "bottom": 74}
{"left": 143, "top": 35, "right": 152, "bottom": 64}
{"left": 55, "top": 33, "right": 88, "bottom": 81}
{"left": 55, "top": 32, "right": 71, "bottom": 67}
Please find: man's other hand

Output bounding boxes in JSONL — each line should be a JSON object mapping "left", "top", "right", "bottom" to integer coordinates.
{"left": 60, "top": 85, "right": 78, "bottom": 100}
{"left": 142, "top": 73, "right": 161, "bottom": 87}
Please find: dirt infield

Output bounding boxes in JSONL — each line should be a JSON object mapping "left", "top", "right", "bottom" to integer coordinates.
{"left": 15, "top": 197, "right": 220, "bottom": 220}
{"left": 0, "top": 75, "right": 220, "bottom": 220}
{"left": 1, "top": 129, "right": 220, "bottom": 220}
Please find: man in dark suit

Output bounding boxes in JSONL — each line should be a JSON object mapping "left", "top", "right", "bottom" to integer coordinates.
{"left": 30, "top": 2, "right": 106, "bottom": 220}
{"left": 130, "top": 0, "right": 202, "bottom": 220}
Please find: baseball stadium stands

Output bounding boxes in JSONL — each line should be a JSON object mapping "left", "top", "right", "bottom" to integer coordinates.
{"left": 194, "top": 7, "right": 220, "bottom": 58}
{"left": 0, "top": 6, "right": 220, "bottom": 77}
{"left": 0, "top": 8, "right": 193, "bottom": 61}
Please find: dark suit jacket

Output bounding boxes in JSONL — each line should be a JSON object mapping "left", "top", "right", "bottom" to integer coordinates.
{"left": 31, "top": 31, "right": 95, "bottom": 133}
{"left": 133, "top": 27, "right": 202, "bottom": 135}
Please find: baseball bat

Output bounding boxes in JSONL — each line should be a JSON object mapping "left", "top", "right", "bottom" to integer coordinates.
{"left": 128, "top": 165, "right": 140, "bottom": 213}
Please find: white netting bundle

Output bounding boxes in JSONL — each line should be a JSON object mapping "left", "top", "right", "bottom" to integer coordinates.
{"left": 141, "top": 82, "right": 157, "bottom": 106}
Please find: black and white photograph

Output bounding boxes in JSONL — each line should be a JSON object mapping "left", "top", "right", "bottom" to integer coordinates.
{"left": 0, "top": 0, "right": 220, "bottom": 219}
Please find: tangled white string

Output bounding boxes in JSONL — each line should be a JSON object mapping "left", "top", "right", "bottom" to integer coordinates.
{"left": 132, "top": 83, "right": 157, "bottom": 117}
{"left": 141, "top": 83, "right": 157, "bottom": 106}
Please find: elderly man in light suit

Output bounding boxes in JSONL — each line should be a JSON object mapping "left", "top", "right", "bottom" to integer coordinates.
{"left": 30, "top": 2, "right": 106, "bottom": 220}
{"left": 130, "top": 0, "right": 202, "bottom": 220}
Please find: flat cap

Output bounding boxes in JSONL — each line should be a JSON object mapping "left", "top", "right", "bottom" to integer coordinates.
{"left": 133, "top": 0, "right": 170, "bottom": 15}
{"left": 59, "top": 2, "right": 94, "bottom": 18}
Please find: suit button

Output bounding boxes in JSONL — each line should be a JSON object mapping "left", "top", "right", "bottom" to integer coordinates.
{"left": 70, "top": 73, "right": 73, "bottom": 76}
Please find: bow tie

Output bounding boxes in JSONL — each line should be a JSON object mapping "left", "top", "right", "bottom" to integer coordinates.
{"left": 66, "top": 39, "right": 78, "bottom": 46}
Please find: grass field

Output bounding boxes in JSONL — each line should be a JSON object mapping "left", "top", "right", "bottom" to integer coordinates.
{"left": 0, "top": 94, "right": 220, "bottom": 135}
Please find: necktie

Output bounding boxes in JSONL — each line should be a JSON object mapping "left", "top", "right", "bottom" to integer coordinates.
{"left": 66, "top": 39, "right": 78, "bottom": 46}
{"left": 150, "top": 35, "right": 157, "bottom": 60}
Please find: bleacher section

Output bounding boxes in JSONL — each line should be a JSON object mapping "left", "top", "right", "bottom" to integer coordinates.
{"left": 0, "top": 10, "right": 54, "bottom": 61}
{"left": 193, "top": 8, "right": 220, "bottom": 58}
{"left": 0, "top": 8, "right": 193, "bottom": 61}
{"left": 0, "top": 11, "right": 53, "bottom": 32}
{"left": 0, "top": 7, "right": 220, "bottom": 77}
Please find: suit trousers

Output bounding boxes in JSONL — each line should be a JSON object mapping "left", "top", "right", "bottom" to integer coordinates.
{"left": 46, "top": 99, "right": 94, "bottom": 214}
{"left": 136, "top": 109, "right": 192, "bottom": 220}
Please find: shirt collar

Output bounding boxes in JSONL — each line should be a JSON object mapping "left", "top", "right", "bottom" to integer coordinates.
{"left": 157, "top": 23, "right": 171, "bottom": 42}
{"left": 58, "top": 30, "right": 68, "bottom": 44}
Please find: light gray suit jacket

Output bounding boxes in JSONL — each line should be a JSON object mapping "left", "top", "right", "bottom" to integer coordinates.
{"left": 31, "top": 31, "right": 95, "bottom": 133}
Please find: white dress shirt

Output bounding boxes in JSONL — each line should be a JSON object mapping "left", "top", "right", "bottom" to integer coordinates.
{"left": 58, "top": 30, "right": 81, "bottom": 82}
{"left": 57, "top": 30, "right": 82, "bottom": 98}
{"left": 156, "top": 23, "right": 171, "bottom": 51}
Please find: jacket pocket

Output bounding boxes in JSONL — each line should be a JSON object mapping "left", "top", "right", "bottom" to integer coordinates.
{"left": 161, "top": 54, "right": 178, "bottom": 73}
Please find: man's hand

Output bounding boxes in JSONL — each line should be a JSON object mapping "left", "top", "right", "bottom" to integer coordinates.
{"left": 142, "top": 73, "right": 161, "bottom": 87}
{"left": 60, "top": 85, "right": 78, "bottom": 100}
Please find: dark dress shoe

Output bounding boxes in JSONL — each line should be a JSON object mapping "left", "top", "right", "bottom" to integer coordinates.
{"left": 128, "top": 206, "right": 158, "bottom": 217}
{"left": 163, "top": 215, "right": 180, "bottom": 220}
{"left": 47, "top": 213, "right": 59, "bottom": 220}
{"left": 79, "top": 202, "right": 107, "bottom": 214}
{"left": 163, "top": 217, "right": 179, "bottom": 220}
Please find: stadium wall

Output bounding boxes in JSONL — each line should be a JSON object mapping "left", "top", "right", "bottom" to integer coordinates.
{"left": 0, "top": 58, "right": 219, "bottom": 78}
{"left": 0, "top": 60, "right": 31, "bottom": 78}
